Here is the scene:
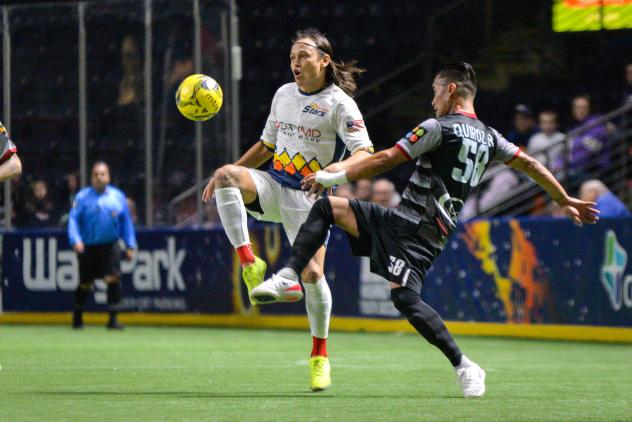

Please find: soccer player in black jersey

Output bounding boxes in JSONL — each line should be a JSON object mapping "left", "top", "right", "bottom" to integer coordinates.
{"left": 251, "top": 62, "right": 599, "bottom": 397}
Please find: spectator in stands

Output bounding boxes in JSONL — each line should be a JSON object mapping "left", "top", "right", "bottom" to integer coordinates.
{"left": 459, "top": 167, "right": 520, "bottom": 220}
{"left": 371, "top": 178, "right": 400, "bottom": 208}
{"left": 355, "top": 178, "right": 373, "bottom": 201}
{"left": 334, "top": 183, "right": 355, "bottom": 199}
{"left": 23, "top": 179, "right": 57, "bottom": 228}
{"left": 623, "top": 62, "right": 632, "bottom": 105}
{"left": 507, "top": 104, "right": 538, "bottom": 148}
{"left": 104, "top": 35, "right": 143, "bottom": 145}
{"left": 58, "top": 172, "right": 80, "bottom": 226}
{"left": 117, "top": 35, "right": 141, "bottom": 108}
{"left": 527, "top": 110, "right": 565, "bottom": 173}
{"left": 579, "top": 179, "right": 631, "bottom": 217}
{"left": 565, "top": 95, "right": 609, "bottom": 175}
{"left": 545, "top": 201, "right": 567, "bottom": 219}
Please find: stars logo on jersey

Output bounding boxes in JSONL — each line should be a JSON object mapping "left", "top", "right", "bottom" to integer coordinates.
{"left": 302, "top": 103, "right": 329, "bottom": 117}
{"left": 405, "top": 126, "right": 426, "bottom": 143}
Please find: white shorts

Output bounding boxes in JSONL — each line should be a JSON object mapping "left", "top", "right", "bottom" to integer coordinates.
{"left": 246, "top": 169, "right": 317, "bottom": 244}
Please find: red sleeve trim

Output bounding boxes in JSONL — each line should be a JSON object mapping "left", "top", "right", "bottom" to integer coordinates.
{"left": 395, "top": 143, "right": 412, "bottom": 160}
{"left": 504, "top": 148, "right": 521, "bottom": 164}
{"left": 0, "top": 147, "right": 17, "bottom": 165}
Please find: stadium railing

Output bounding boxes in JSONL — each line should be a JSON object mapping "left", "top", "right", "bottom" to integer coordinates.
{"left": 470, "top": 100, "right": 632, "bottom": 218}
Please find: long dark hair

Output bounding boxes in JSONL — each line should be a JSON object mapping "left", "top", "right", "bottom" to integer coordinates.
{"left": 293, "top": 28, "right": 365, "bottom": 96}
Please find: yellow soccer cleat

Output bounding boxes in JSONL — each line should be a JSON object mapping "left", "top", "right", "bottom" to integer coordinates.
{"left": 242, "top": 256, "right": 267, "bottom": 306}
{"left": 309, "top": 356, "right": 331, "bottom": 392}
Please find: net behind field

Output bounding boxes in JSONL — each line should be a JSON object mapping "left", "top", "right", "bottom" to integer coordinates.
{"left": 1, "top": 0, "right": 233, "bottom": 228}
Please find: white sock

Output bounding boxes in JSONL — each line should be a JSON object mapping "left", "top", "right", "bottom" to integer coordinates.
{"left": 455, "top": 354, "right": 474, "bottom": 371}
{"left": 303, "top": 276, "right": 332, "bottom": 339}
{"left": 215, "top": 187, "right": 250, "bottom": 248}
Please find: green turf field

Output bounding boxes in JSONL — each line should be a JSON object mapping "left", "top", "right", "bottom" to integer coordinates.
{"left": 1, "top": 326, "right": 630, "bottom": 421}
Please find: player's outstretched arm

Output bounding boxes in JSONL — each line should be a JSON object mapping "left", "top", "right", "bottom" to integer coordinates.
{"left": 507, "top": 151, "right": 599, "bottom": 226}
{"left": 326, "top": 148, "right": 373, "bottom": 173}
{"left": 302, "top": 146, "right": 407, "bottom": 195}
{"left": 202, "top": 141, "right": 274, "bottom": 202}
{"left": 0, "top": 154, "right": 22, "bottom": 181}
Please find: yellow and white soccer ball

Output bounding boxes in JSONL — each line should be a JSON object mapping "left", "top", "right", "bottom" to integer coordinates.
{"left": 175, "top": 74, "right": 223, "bottom": 121}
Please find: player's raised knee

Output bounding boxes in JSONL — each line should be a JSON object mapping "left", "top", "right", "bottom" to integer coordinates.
{"left": 214, "top": 164, "right": 242, "bottom": 188}
{"left": 312, "top": 197, "right": 334, "bottom": 218}
{"left": 301, "top": 267, "right": 323, "bottom": 283}
{"left": 390, "top": 287, "right": 417, "bottom": 312}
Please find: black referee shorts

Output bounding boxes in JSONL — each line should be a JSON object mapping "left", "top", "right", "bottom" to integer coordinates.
{"left": 346, "top": 199, "right": 444, "bottom": 294}
{"left": 78, "top": 242, "right": 121, "bottom": 284}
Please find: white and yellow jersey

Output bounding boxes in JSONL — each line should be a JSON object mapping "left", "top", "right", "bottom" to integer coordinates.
{"left": 260, "top": 82, "right": 373, "bottom": 189}
{"left": 0, "top": 121, "right": 17, "bottom": 164}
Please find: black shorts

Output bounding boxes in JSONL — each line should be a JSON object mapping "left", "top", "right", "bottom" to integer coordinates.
{"left": 346, "top": 200, "right": 444, "bottom": 294}
{"left": 78, "top": 242, "right": 121, "bottom": 284}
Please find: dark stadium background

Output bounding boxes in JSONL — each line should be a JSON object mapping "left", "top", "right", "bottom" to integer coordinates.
{"left": 2, "top": 0, "right": 631, "bottom": 224}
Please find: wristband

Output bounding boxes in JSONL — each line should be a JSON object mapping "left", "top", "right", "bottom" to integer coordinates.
{"left": 314, "top": 170, "right": 348, "bottom": 188}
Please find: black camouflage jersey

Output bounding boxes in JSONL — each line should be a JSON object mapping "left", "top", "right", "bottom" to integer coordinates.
{"left": 394, "top": 112, "right": 519, "bottom": 238}
{"left": 0, "top": 121, "right": 17, "bottom": 164}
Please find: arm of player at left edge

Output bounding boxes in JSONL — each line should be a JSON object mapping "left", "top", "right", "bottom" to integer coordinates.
{"left": 0, "top": 153, "right": 22, "bottom": 181}
{"left": 507, "top": 150, "right": 600, "bottom": 226}
{"left": 302, "top": 146, "right": 408, "bottom": 196}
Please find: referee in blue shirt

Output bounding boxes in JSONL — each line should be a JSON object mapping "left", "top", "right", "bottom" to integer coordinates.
{"left": 68, "top": 162, "right": 137, "bottom": 329}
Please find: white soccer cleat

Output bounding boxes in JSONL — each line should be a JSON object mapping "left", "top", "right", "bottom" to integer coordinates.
{"left": 250, "top": 273, "right": 304, "bottom": 304}
{"left": 456, "top": 363, "right": 486, "bottom": 398}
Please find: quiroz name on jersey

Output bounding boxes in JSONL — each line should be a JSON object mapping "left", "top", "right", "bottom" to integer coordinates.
{"left": 276, "top": 121, "right": 322, "bottom": 143}
{"left": 452, "top": 123, "right": 494, "bottom": 147}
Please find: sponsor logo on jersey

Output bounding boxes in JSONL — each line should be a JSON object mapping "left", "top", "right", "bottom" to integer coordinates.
{"left": 302, "top": 103, "right": 329, "bottom": 117}
{"left": 405, "top": 126, "right": 425, "bottom": 143}
{"left": 276, "top": 121, "right": 322, "bottom": 142}
{"left": 346, "top": 120, "right": 365, "bottom": 133}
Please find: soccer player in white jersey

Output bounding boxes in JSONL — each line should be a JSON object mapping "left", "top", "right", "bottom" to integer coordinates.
{"left": 0, "top": 120, "right": 22, "bottom": 181}
{"left": 202, "top": 28, "right": 374, "bottom": 391}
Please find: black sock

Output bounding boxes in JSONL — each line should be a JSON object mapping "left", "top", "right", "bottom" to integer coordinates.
{"left": 391, "top": 287, "right": 463, "bottom": 366}
{"left": 107, "top": 282, "right": 121, "bottom": 314}
{"left": 108, "top": 311, "right": 118, "bottom": 323}
{"left": 74, "top": 284, "right": 90, "bottom": 310}
{"left": 107, "top": 282, "right": 121, "bottom": 305}
{"left": 73, "top": 308, "right": 83, "bottom": 321}
{"left": 287, "top": 197, "right": 335, "bottom": 275}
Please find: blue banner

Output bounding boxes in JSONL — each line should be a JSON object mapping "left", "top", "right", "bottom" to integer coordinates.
{"left": 2, "top": 218, "right": 631, "bottom": 327}
{"left": 425, "top": 218, "right": 632, "bottom": 327}
{"left": 1, "top": 229, "right": 234, "bottom": 314}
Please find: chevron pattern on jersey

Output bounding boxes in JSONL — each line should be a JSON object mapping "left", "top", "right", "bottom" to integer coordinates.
{"left": 273, "top": 149, "right": 323, "bottom": 177}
